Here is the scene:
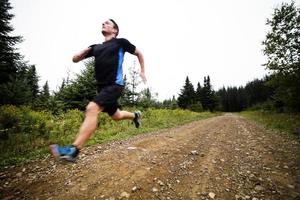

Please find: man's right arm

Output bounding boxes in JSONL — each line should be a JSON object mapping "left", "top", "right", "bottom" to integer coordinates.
{"left": 72, "top": 47, "right": 91, "bottom": 63}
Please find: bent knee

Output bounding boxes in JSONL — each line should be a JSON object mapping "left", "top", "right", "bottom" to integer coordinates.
{"left": 85, "top": 102, "right": 101, "bottom": 115}
{"left": 111, "top": 112, "right": 122, "bottom": 121}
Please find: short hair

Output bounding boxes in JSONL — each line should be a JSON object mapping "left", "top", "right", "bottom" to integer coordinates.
{"left": 109, "top": 19, "right": 119, "bottom": 37}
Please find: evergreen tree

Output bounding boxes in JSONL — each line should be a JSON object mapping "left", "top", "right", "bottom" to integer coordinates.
{"left": 263, "top": 1, "right": 300, "bottom": 111}
{"left": 0, "top": 0, "right": 22, "bottom": 84}
{"left": 177, "top": 76, "right": 195, "bottom": 109}
{"left": 138, "top": 87, "right": 158, "bottom": 108}
{"left": 55, "top": 62, "right": 96, "bottom": 110}
{"left": 26, "top": 65, "right": 39, "bottom": 100}
{"left": 201, "top": 76, "right": 217, "bottom": 111}
{"left": 162, "top": 95, "right": 178, "bottom": 109}
{"left": 119, "top": 75, "right": 132, "bottom": 106}
{"left": 0, "top": 0, "right": 36, "bottom": 106}
{"left": 244, "top": 77, "right": 273, "bottom": 108}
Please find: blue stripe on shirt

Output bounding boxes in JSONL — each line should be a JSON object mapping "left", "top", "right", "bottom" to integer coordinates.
{"left": 115, "top": 48, "right": 125, "bottom": 85}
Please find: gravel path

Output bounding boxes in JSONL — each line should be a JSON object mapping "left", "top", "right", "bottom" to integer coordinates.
{"left": 1, "top": 113, "right": 299, "bottom": 200}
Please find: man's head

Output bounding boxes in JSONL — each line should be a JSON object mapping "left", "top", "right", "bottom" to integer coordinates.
{"left": 102, "top": 19, "right": 119, "bottom": 37}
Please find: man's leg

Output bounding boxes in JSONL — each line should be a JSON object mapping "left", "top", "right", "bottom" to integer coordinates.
{"left": 73, "top": 102, "right": 102, "bottom": 149}
{"left": 49, "top": 101, "right": 102, "bottom": 162}
{"left": 112, "top": 109, "right": 142, "bottom": 128}
{"left": 111, "top": 109, "right": 135, "bottom": 121}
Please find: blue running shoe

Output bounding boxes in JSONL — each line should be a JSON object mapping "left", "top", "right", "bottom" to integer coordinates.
{"left": 49, "top": 144, "right": 79, "bottom": 162}
{"left": 133, "top": 111, "right": 142, "bottom": 128}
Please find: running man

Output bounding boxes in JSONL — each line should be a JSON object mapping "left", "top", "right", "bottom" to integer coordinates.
{"left": 49, "top": 19, "right": 146, "bottom": 162}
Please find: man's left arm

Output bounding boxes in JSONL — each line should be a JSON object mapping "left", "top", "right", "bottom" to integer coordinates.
{"left": 134, "top": 48, "right": 147, "bottom": 83}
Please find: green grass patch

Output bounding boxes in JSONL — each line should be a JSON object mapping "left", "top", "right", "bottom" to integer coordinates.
{"left": 240, "top": 110, "right": 300, "bottom": 138}
{"left": 0, "top": 105, "right": 220, "bottom": 168}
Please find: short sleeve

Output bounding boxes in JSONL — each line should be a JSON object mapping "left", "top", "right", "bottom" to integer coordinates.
{"left": 84, "top": 44, "right": 96, "bottom": 58}
{"left": 119, "top": 38, "right": 136, "bottom": 54}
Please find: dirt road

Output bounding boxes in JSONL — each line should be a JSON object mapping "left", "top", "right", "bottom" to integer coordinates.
{"left": 1, "top": 113, "right": 300, "bottom": 200}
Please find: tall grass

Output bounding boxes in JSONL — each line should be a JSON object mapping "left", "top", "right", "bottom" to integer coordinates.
{"left": 240, "top": 110, "right": 300, "bottom": 138}
{"left": 0, "top": 105, "right": 219, "bottom": 167}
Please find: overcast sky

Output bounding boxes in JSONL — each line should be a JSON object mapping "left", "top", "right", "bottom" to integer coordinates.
{"left": 10, "top": 0, "right": 296, "bottom": 100}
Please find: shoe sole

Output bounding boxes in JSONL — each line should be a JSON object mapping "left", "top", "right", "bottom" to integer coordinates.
{"left": 134, "top": 111, "right": 142, "bottom": 128}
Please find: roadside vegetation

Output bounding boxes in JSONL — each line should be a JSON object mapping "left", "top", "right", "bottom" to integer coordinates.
{"left": 0, "top": 105, "right": 219, "bottom": 167}
{"left": 241, "top": 110, "right": 300, "bottom": 138}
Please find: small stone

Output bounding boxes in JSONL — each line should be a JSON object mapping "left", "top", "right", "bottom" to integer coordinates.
{"left": 208, "top": 192, "right": 216, "bottom": 199}
{"left": 254, "top": 185, "right": 264, "bottom": 191}
{"left": 190, "top": 150, "right": 199, "bottom": 155}
{"left": 132, "top": 186, "right": 138, "bottom": 192}
{"left": 127, "top": 147, "right": 137, "bottom": 150}
{"left": 152, "top": 187, "right": 159, "bottom": 192}
{"left": 287, "top": 184, "right": 295, "bottom": 189}
{"left": 16, "top": 172, "right": 22, "bottom": 177}
{"left": 158, "top": 180, "right": 164, "bottom": 186}
{"left": 120, "top": 191, "right": 130, "bottom": 199}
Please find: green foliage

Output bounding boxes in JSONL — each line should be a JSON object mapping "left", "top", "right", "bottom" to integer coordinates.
{"left": 0, "top": 0, "right": 40, "bottom": 107}
{"left": 178, "top": 76, "right": 217, "bottom": 111}
{"left": 55, "top": 61, "right": 97, "bottom": 110}
{"left": 0, "top": 105, "right": 53, "bottom": 166}
{"left": 241, "top": 110, "right": 300, "bottom": 138}
{"left": 0, "top": 105, "right": 219, "bottom": 167}
{"left": 0, "top": 0, "right": 23, "bottom": 84}
{"left": 162, "top": 96, "right": 178, "bottom": 109}
{"left": 263, "top": 1, "right": 300, "bottom": 112}
{"left": 177, "top": 76, "right": 196, "bottom": 109}
{"left": 217, "top": 76, "right": 274, "bottom": 112}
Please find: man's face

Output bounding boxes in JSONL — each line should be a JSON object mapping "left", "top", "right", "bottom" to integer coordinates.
{"left": 101, "top": 20, "right": 117, "bottom": 36}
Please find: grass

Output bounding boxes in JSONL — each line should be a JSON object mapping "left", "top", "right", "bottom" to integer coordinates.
{"left": 0, "top": 106, "right": 220, "bottom": 168}
{"left": 240, "top": 110, "right": 300, "bottom": 138}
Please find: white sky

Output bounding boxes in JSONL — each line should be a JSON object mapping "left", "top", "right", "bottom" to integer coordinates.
{"left": 10, "top": 0, "right": 297, "bottom": 100}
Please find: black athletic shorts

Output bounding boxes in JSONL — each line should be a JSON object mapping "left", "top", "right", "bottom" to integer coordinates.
{"left": 92, "top": 84, "right": 123, "bottom": 116}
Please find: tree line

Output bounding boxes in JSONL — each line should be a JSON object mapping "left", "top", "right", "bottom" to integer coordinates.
{"left": 1, "top": 0, "right": 299, "bottom": 113}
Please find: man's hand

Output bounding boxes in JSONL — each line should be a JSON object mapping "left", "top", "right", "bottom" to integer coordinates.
{"left": 140, "top": 71, "right": 147, "bottom": 84}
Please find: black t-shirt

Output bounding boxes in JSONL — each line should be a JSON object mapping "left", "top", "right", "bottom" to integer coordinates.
{"left": 85, "top": 38, "right": 136, "bottom": 86}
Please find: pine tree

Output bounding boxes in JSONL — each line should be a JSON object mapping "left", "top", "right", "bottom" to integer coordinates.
{"left": 0, "top": 0, "right": 36, "bottom": 106}
{"left": 177, "top": 76, "right": 195, "bottom": 109}
{"left": 55, "top": 62, "right": 96, "bottom": 110}
{"left": 0, "top": 0, "right": 23, "bottom": 84}
{"left": 26, "top": 65, "right": 39, "bottom": 100}
{"left": 202, "top": 76, "right": 217, "bottom": 111}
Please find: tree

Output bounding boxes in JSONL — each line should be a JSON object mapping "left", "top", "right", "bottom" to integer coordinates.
{"left": 126, "top": 62, "right": 141, "bottom": 106}
{"left": 262, "top": 1, "right": 300, "bottom": 111}
{"left": 0, "top": 0, "right": 37, "bottom": 106}
{"left": 26, "top": 65, "right": 39, "bottom": 100}
{"left": 119, "top": 75, "right": 132, "bottom": 106}
{"left": 162, "top": 95, "right": 178, "bottom": 109}
{"left": 55, "top": 61, "right": 96, "bottom": 110}
{"left": 0, "top": 0, "right": 23, "bottom": 84}
{"left": 138, "top": 87, "right": 158, "bottom": 108}
{"left": 244, "top": 77, "right": 273, "bottom": 108}
{"left": 177, "top": 76, "right": 195, "bottom": 109}
{"left": 201, "top": 76, "right": 217, "bottom": 111}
